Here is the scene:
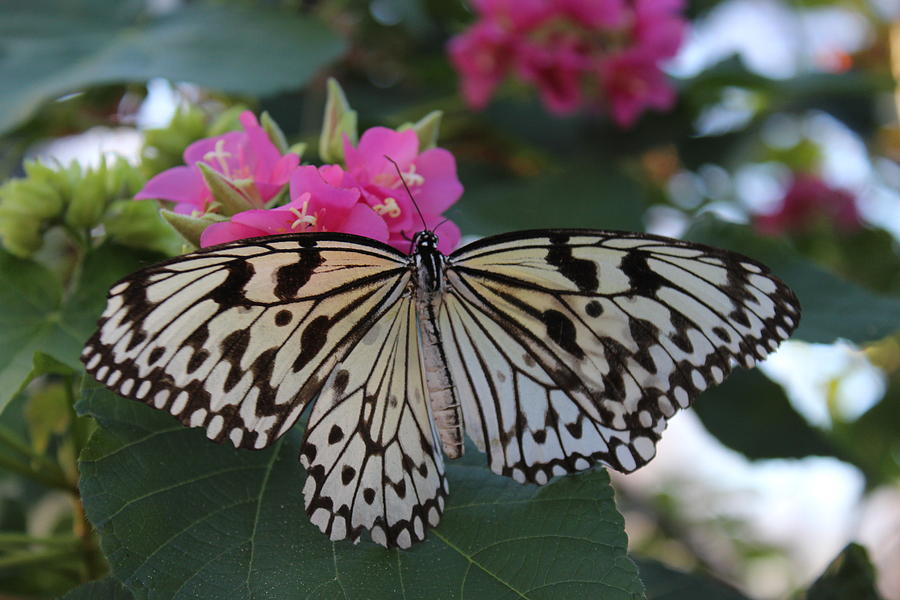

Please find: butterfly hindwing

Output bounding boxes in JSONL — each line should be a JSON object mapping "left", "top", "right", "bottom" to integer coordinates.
{"left": 445, "top": 230, "right": 800, "bottom": 477}
{"left": 301, "top": 297, "right": 447, "bottom": 548}
{"left": 81, "top": 234, "right": 410, "bottom": 451}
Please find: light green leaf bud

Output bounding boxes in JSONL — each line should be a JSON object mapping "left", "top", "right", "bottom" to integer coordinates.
{"left": 398, "top": 110, "right": 443, "bottom": 151}
{"left": 159, "top": 208, "right": 227, "bottom": 248}
{"left": 197, "top": 163, "right": 255, "bottom": 216}
{"left": 104, "top": 199, "right": 184, "bottom": 256}
{"left": 319, "top": 78, "right": 358, "bottom": 164}
{"left": 0, "top": 211, "right": 42, "bottom": 257}
{"left": 65, "top": 164, "right": 109, "bottom": 229}
{"left": 261, "top": 111, "right": 290, "bottom": 154}
{"left": 0, "top": 179, "right": 64, "bottom": 220}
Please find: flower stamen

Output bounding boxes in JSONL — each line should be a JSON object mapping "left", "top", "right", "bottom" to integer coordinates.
{"left": 373, "top": 197, "right": 402, "bottom": 218}
{"left": 289, "top": 194, "right": 318, "bottom": 230}
{"left": 203, "top": 139, "right": 233, "bottom": 178}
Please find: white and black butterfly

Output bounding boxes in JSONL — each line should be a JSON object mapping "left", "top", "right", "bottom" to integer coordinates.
{"left": 81, "top": 227, "right": 800, "bottom": 548}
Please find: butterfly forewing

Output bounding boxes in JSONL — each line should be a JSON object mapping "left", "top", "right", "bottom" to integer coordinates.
{"left": 446, "top": 230, "right": 800, "bottom": 476}
{"left": 81, "top": 235, "right": 410, "bottom": 451}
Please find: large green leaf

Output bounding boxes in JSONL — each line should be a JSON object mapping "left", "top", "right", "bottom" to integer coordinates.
{"left": 77, "top": 387, "right": 644, "bottom": 600}
{"left": 685, "top": 219, "right": 900, "bottom": 344}
{"left": 0, "top": 0, "right": 346, "bottom": 133}
{"left": 634, "top": 558, "right": 750, "bottom": 600}
{"left": 692, "top": 370, "right": 838, "bottom": 461}
{"left": 0, "top": 245, "right": 163, "bottom": 413}
{"left": 62, "top": 577, "right": 134, "bottom": 600}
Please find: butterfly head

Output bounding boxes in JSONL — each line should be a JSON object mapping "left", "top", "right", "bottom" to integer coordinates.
{"left": 412, "top": 230, "right": 440, "bottom": 253}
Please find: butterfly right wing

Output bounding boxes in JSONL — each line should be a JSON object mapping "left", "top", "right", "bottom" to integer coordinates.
{"left": 81, "top": 233, "right": 410, "bottom": 451}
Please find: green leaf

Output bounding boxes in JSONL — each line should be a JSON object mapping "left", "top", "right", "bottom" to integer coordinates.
{"left": 692, "top": 370, "right": 838, "bottom": 461}
{"left": 77, "top": 387, "right": 644, "bottom": 600}
{"left": 0, "top": 0, "right": 346, "bottom": 133}
{"left": 25, "top": 381, "right": 71, "bottom": 454}
{"left": 453, "top": 165, "right": 645, "bottom": 237}
{"left": 62, "top": 577, "right": 134, "bottom": 600}
{"left": 685, "top": 218, "right": 900, "bottom": 344}
{"left": 0, "top": 245, "right": 165, "bottom": 413}
{"left": 806, "top": 543, "right": 881, "bottom": 600}
{"left": 634, "top": 558, "right": 750, "bottom": 600}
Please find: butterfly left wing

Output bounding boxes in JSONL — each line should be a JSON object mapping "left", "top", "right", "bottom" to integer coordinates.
{"left": 443, "top": 230, "right": 800, "bottom": 482}
{"left": 300, "top": 296, "right": 448, "bottom": 549}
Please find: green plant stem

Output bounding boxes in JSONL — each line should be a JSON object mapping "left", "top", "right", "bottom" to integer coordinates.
{"left": 0, "top": 451, "right": 72, "bottom": 491}
{"left": 0, "top": 547, "right": 81, "bottom": 569}
{"left": 0, "top": 425, "right": 73, "bottom": 490}
{"left": 0, "top": 533, "right": 80, "bottom": 547}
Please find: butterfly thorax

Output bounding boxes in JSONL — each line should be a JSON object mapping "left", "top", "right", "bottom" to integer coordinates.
{"left": 411, "top": 231, "right": 464, "bottom": 459}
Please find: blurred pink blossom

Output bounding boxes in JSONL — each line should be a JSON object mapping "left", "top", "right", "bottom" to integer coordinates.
{"left": 200, "top": 127, "right": 463, "bottom": 254}
{"left": 448, "top": 0, "right": 686, "bottom": 126}
{"left": 135, "top": 111, "right": 299, "bottom": 214}
{"left": 755, "top": 175, "right": 862, "bottom": 235}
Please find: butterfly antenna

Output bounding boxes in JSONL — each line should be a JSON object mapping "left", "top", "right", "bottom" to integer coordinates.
{"left": 384, "top": 155, "right": 428, "bottom": 232}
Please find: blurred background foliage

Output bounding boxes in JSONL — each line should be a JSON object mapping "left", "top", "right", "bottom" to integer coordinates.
{"left": 0, "top": 0, "right": 899, "bottom": 598}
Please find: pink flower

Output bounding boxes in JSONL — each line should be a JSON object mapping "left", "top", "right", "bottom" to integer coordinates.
{"left": 448, "top": 0, "right": 686, "bottom": 126}
{"left": 342, "top": 127, "right": 463, "bottom": 254}
{"left": 200, "top": 127, "right": 463, "bottom": 254}
{"left": 448, "top": 22, "right": 515, "bottom": 110}
{"left": 598, "top": 49, "right": 676, "bottom": 128}
{"left": 200, "top": 165, "right": 388, "bottom": 247}
{"left": 633, "top": 0, "right": 687, "bottom": 60}
{"left": 136, "top": 111, "right": 299, "bottom": 215}
{"left": 755, "top": 175, "right": 862, "bottom": 235}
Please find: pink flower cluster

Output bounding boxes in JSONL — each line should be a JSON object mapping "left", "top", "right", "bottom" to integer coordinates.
{"left": 755, "top": 174, "right": 862, "bottom": 235}
{"left": 448, "top": 0, "right": 687, "bottom": 127}
{"left": 137, "top": 112, "right": 463, "bottom": 254}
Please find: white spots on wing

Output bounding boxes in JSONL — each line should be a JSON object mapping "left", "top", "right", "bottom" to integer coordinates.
{"left": 633, "top": 436, "right": 656, "bottom": 461}
{"left": 153, "top": 389, "right": 170, "bottom": 409}
{"left": 574, "top": 457, "right": 590, "bottom": 471}
{"left": 512, "top": 468, "right": 526, "bottom": 483}
{"left": 81, "top": 346, "right": 93, "bottom": 357}
{"left": 615, "top": 444, "right": 637, "bottom": 472}
{"left": 136, "top": 380, "right": 151, "bottom": 399}
{"left": 109, "top": 281, "right": 129, "bottom": 295}
{"left": 371, "top": 526, "right": 387, "bottom": 547}
{"left": 428, "top": 506, "right": 440, "bottom": 526}
{"left": 206, "top": 414, "right": 224, "bottom": 438}
{"left": 639, "top": 410, "right": 653, "bottom": 428}
{"left": 190, "top": 408, "right": 207, "bottom": 427}
{"left": 229, "top": 428, "right": 244, "bottom": 447}
{"left": 396, "top": 530, "right": 412, "bottom": 549}
{"left": 711, "top": 366, "right": 725, "bottom": 384}
{"left": 119, "top": 379, "right": 134, "bottom": 396}
{"left": 776, "top": 326, "right": 788, "bottom": 339}
{"left": 741, "top": 261, "right": 762, "bottom": 273}
{"left": 171, "top": 391, "right": 189, "bottom": 415}
{"left": 86, "top": 354, "right": 101, "bottom": 370}
{"left": 657, "top": 395, "right": 675, "bottom": 417}
{"left": 107, "top": 370, "right": 121, "bottom": 386}
{"left": 691, "top": 369, "right": 707, "bottom": 392}
{"left": 253, "top": 432, "right": 269, "bottom": 449}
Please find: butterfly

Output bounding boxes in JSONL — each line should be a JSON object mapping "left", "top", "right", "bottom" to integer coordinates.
{"left": 81, "top": 226, "right": 800, "bottom": 549}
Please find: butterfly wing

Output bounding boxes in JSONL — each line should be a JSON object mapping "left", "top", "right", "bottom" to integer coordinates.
{"left": 300, "top": 297, "right": 447, "bottom": 548}
{"left": 81, "top": 233, "right": 410, "bottom": 451}
{"left": 444, "top": 230, "right": 800, "bottom": 481}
